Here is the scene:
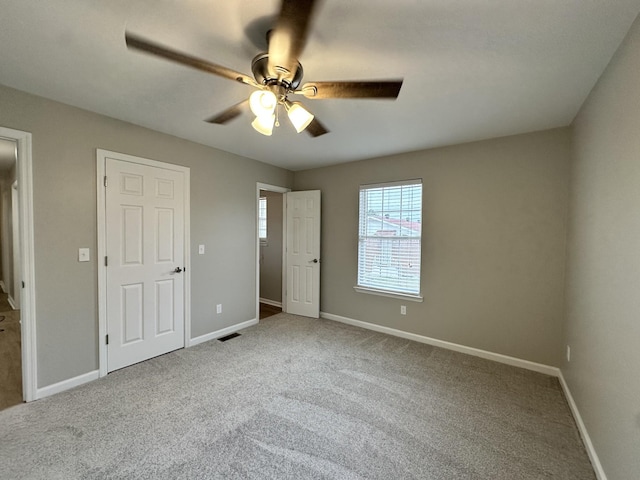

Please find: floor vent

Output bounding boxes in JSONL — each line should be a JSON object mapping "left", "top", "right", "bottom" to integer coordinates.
{"left": 218, "top": 332, "right": 241, "bottom": 342}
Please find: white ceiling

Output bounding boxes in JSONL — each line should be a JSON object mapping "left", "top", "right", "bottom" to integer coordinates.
{"left": 0, "top": 1, "right": 638, "bottom": 171}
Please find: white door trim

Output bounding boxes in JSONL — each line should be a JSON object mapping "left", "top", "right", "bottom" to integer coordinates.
{"left": 0, "top": 126, "right": 36, "bottom": 402}
{"left": 11, "top": 181, "right": 21, "bottom": 310}
{"left": 97, "top": 149, "right": 191, "bottom": 377}
{"left": 256, "top": 183, "right": 290, "bottom": 321}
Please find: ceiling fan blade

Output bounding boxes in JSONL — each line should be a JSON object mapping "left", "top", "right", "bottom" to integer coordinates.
{"left": 205, "top": 100, "right": 249, "bottom": 124}
{"left": 125, "top": 32, "right": 257, "bottom": 87}
{"left": 268, "top": 0, "right": 319, "bottom": 79}
{"left": 305, "top": 117, "right": 329, "bottom": 137}
{"left": 300, "top": 80, "right": 403, "bottom": 99}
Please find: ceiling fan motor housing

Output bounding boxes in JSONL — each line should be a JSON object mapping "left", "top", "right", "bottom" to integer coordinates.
{"left": 251, "top": 53, "right": 304, "bottom": 90}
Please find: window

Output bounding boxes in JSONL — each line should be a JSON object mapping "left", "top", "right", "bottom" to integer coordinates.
{"left": 258, "top": 197, "right": 267, "bottom": 244}
{"left": 356, "top": 180, "right": 422, "bottom": 299}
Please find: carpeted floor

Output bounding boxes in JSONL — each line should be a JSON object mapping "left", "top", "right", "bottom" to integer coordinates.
{"left": 0, "top": 313, "right": 595, "bottom": 479}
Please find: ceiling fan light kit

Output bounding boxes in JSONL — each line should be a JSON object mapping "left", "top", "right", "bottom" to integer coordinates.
{"left": 125, "top": 0, "right": 403, "bottom": 138}
{"left": 285, "top": 101, "right": 314, "bottom": 133}
{"left": 249, "top": 90, "right": 277, "bottom": 117}
{"left": 247, "top": 86, "right": 313, "bottom": 136}
{"left": 251, "top": 113, "right": 276, "bottom": 136}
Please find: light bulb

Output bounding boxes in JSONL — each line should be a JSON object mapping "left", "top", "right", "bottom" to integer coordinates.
{"left": 286, "top": 102, "right": 314, "bottom": 133}
{"left": 249, "top": 90, "right": 277, "bottom": 118}
{"left": 251, "top": 114, "right": 275, "bottom": 136}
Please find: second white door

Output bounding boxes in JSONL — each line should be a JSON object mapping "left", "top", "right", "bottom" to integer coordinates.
{"left": 285, "top": 190, "right": 321, "bottom": 318}
{"left": 105, "top": 155, "right": 186, "bottom": 372}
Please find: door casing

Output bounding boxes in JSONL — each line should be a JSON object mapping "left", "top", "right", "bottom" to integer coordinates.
{"left": 97, "top": 149, "right": 191, "bottom": 377}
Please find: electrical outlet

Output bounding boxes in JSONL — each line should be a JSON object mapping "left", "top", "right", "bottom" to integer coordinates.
{"left": 216, "top": 304, "right": 222, "bottom": 314}
{"left": 198, "top": 244, "right": 205, "bottom": 255}
{"left": 400, "top": 305, "right": 406, "bottom": 315}
{"left": 566, "top": 345, "right": 571, "bottom": 362}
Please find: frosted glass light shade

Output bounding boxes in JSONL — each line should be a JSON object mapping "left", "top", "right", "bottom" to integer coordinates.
{"left": 286, "top": 102, "right": 314, "bottom": 133}
{"left": 251, "top": 114, "right": 275, "bottom": 136}
{"left": 249, "top": 90, "right": 277, "bottom": 118}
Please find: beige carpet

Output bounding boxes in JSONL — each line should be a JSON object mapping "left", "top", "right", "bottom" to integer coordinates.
{"left": 0, "top": 313, "right": 595, "bottom": 479}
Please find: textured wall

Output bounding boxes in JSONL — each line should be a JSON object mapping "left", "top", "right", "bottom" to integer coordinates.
{"left": 564, "top": 13, "right": 640, "bottom": 480}
{"left": 294, "top": 128, "right": 570, "bottom": 366}
{"left": 0, "top": 84, "right": 293, "bottom": 388}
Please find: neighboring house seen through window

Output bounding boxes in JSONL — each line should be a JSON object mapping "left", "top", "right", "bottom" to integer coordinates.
{"left": 356, "top": 180, "right": 423, "bottom": 299}
{"left": 259, "top": 197, "right": 267, "bottom": 244}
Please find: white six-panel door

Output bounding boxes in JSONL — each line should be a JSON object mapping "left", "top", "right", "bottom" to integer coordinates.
{"left": 105, "top": 157, "right": 186, "bottom": 372}
{"left": 285, "top": 190, "right": 321, "bottom": 318}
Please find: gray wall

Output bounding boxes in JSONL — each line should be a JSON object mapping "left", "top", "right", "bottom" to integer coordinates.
{"left": 563, "top": 14, "right": 640, "bottom": 480}
{"left": 0, "top": 84, "right": 293, "bottom": 388}
{"left": 259, "top": 190, "right": 283, "bottom": 304}
{"left": 294, "top": 128, "right": 570, "bottom": 366}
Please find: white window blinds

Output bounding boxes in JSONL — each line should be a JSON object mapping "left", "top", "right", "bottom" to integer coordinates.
{"left": 357, "top": 180, "right": 422, "bottom": 295}
{"left": 258, "top": 197, "right": 267, "bottom": 240}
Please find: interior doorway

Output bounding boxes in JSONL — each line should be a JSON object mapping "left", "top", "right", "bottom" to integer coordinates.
{"left": 0, "top": 138, "right": 21, "bottom": 409}
{"left": 0, "top": 126, "right": 36, "bottom": 405}
{"left": 255, "top": 183, "right": 322, "bottom": 321}
{"left": 256, "top": 183, "right": 289, "bottom": 321}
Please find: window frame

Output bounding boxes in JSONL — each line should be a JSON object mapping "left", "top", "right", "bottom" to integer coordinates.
{"left": 354, "top": 179, "right": 424, "bottom": 302}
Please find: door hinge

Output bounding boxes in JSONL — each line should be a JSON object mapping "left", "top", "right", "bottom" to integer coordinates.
{"left": 104, "top": 176, "right": 108, "bottom": 187}
{"left": 22, "top": 281, "right": 25, "bottom": 288}
{"left": 106, "top": 334, "right": 109, "bottom": 345}
{"left": 105, "top": 256, "right": 108, "bottom": 267}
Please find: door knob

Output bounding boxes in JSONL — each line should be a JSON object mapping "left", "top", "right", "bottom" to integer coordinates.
{"left": 309, "top": 259, "right": 319, "bottom": 264}
{"left": 174, "top": 267, "right": 183, "bottom": 273}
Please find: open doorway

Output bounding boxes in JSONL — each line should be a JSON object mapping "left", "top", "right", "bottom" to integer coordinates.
{"left": 0, "top": 137, "right": 21, "bottom": 409}
{"left": 0, "top": 126, "right": 35, "bottom": 405}
{"left": 256, "top": 183, "right": 322, "bottom": 321}
{"left": 256, "top": 183, "right": 289, "bottom": 321}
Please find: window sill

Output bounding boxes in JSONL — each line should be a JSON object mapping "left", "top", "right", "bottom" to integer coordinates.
{"left": 353, "top": 286, "right": 423, "bottom": 302}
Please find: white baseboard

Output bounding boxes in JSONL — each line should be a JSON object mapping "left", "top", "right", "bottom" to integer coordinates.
{"left": 35, "top": 370, "right": 100, "bottom": 400}
{"left": 320, "top": 312, "right": 559, "bottom": 377}
{"left": 7, "top": 295, "right": 17, "bottom": 310}
{"left": 558, "top": 371, "right": 607, "bottom": 480}
{"left": 259, "top": 298, "right": 282, "bottom": 308}
{"left": 188, "top": 318, "right": 258, "bottom": 347}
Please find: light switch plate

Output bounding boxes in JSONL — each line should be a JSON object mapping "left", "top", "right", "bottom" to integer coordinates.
{"left": 198, "top": 244, "right": 205, "bottom": 255}
{"left": 78, "top": 248, "right": 90, "bottom": 262}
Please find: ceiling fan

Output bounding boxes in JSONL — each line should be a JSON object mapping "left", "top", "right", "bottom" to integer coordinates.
{"left": 125, "top": 0, "right": 403, "bottom": 137}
